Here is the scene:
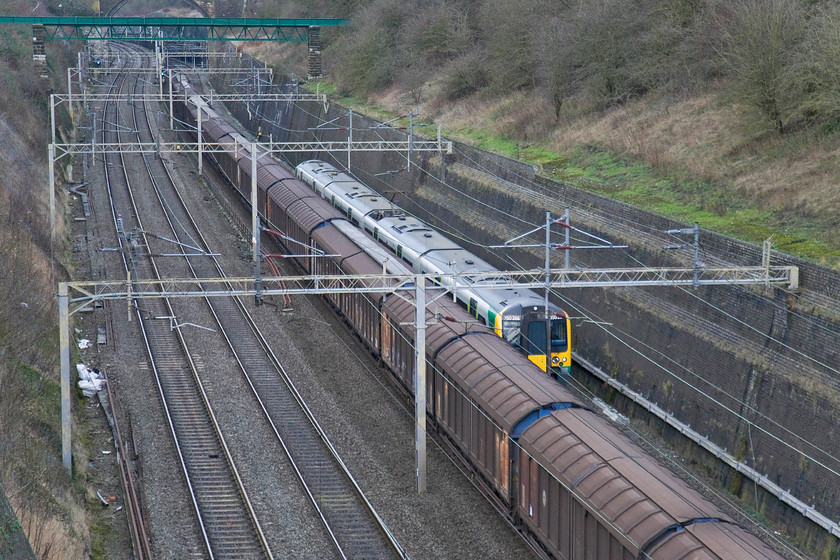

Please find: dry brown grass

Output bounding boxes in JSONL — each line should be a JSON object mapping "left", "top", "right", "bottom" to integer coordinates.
{"left": 548, "top": 94, "right": 840, "bottom": 221}
{"left": 9, "top": 493, "right": 87, "bottom": 560}
{"left": 259, "top": 34, "right": 840, "bottom": 255}
{"left": 551, "top": 95, "right": 744, "bottom": 180}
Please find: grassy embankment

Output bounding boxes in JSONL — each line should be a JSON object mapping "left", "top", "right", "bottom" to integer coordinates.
{"left": 304, "top": 79, "right": 840, "bottom": 270}
{"left": 0, "top": 10, "right": 115, "bottom": 558}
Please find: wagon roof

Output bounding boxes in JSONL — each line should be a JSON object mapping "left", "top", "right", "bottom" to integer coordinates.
{"left": 383, "top": 290, "right": 576, "bottom": 430}
{"left": 518, "top": 408, "right": 735, "bottom": 554}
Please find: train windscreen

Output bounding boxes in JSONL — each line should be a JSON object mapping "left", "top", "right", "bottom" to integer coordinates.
{"left": 524, "top": 318, "right": 567, "bottom": 355}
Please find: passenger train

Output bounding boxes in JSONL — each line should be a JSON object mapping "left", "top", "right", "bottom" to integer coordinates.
{"left": 296, "top": 160, "right": 571, "bottom": 374}
{"left": 170, "top": 72, "right": 786, "bottom": 560}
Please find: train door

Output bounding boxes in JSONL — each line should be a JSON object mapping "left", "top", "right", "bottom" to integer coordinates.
{"left": 521, "top": 309, "right": 570, "bottom": 373}
{"left": 521, "top": 309, "right": 548, "bottom": 370}
{"left": 468, "top": 297, "right": 479, "bottom": 319}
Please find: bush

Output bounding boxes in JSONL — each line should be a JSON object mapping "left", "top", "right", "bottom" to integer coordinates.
{"left": 714, "top": 0, "right": 807, "bottom": 133}
{"left": 790, "top": 4, "right": 840, "bottom": 129}
{"left": 327, "top": 0, "right": 407, "bottom": 95}
{"left": 401, "top": 1, "right": 474, "bottom": 63}
{"left": 440, "top": 52, "right": 491, "bottom": 101}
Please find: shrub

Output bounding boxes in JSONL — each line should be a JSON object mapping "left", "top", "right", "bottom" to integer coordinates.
{"left": 440, "top": 52, "right": 491, "bottom": 101}
{"left": 714, "top": 0, "right": 807, "bottom": 133}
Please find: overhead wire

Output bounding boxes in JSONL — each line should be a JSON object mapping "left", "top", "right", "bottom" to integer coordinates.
{"left": 218, "top": 57, "right": 840, "bottom": 496}
{"left": 205, "top": 73, "right": 812, "bottom": 556}
{"left": 343, "top": 121, "right": 840, "bottom": 484}
{"left": 355, "top": 148, "right": 840, "bottom": 480}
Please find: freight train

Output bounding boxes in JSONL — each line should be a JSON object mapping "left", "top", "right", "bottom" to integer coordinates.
{"left": 171, "top": 73, "right": 785, "bottom": 560}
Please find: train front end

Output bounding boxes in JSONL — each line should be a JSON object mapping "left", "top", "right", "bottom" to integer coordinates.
{"left": 496, "top": 303, "right": 571, "bottom": 377}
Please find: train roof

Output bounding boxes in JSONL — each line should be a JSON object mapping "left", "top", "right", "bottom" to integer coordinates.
{"left": 263, "top": 174, "right": 342, "bottom": 233}
{"left": 330, "top": 220, "right": 415, "bottom": 277}
{"left": 381, "top": 292, "right": 574, "bottom": 430}
{"left": 297, "top": 160, "right": 563, "bottom": 315}
{"left": 518, "top": 409, "right": 784, "bottom": 559}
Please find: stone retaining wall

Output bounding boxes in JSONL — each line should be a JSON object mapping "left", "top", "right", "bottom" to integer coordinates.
{"left": 210, "top": 63, "right": 840, "bottom": 557}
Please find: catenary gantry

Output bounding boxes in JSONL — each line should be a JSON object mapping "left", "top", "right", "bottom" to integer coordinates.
{"left": 0, "top": 16, "right": 348, "bottom": 41}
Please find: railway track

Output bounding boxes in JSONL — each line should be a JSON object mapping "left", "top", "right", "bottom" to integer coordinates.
{"left": 96, "top": 43, "right": 406, "bottom": 559}
{"left": 101, "top": 45, "right": 270, "bottom": 559}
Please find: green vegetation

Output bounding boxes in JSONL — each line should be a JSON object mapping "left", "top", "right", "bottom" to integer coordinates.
{"left": 0, "top": 3, "right": 97, "bottom": 558}
{"left": 453, "top": 129, "right": 840, "bottom": 265}
{"left": 249, "top": 0, "right": 840, "bottom": 269}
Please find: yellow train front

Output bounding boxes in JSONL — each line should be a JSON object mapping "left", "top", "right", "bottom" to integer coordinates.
{"left": 494, "top": 301, "right": 572, "bottom": 376}
{"left": 294, "top": 159, "right": 572, "bottom": 378}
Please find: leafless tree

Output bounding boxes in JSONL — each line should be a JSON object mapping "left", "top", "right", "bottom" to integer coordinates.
{"left": 713, "top": 0, "right": 807, "bottom": 133}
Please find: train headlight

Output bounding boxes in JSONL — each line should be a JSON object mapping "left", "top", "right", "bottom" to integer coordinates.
{"left": 562, "top": 357, "right": 567, "bottom": 362}
{"left": 551, "top": 356, "right": 560, "bottom": 366}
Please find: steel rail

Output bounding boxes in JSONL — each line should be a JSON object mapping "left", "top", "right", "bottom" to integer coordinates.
{"left": 128, "top": 57, "right": 274, "bottom": 560}
{"left": 97, "top": 51, "right": 154, "bottom": 560}
{"left": 101, "top": 44, "right": 266, "bottom": 559}
{"left": 149, "top": 72, "right": 407, "bottom": 560}
{"left": 102, "top": 45, "right": 214, "bottom": 557}
{"left": 103, "top": 363, "right": 152, "bottom": 559}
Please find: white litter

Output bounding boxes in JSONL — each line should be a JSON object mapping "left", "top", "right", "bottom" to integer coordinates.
{"left": 78, "top": 339, "right": 91, "bottom": 349}
{"left": 77, "top": 363, "right": 105, "bottom": 397}
{"left": 592, "top": 397, "right": 630, "bottom": 426}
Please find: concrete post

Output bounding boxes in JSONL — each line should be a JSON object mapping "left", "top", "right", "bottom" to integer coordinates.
{"left": 50, "top": 94, "right": 56, "bottom": 145}
{"left": 544, "top": 212, "right": 551, "bottom": 365}
{"left": 565, "top": 207, "right": 570, "bottom": 270}
{"left": 49, "top": 144, "right": 55, "bottom": 238}
{"left": 252, "top": 144, "right": 261, "bottom": 304}
{"left": 168, "top": 69, "right": 174, "bottom": 130}
{"left": 156, "top": 41, "right": 163, "bottom": 98}
{"left": 67, "top": 67, "right": 74, "bottom": 125}
{"left": 92, "top": 113, "right": 96, "bottom": 167}
{"left": 414, "top": 275, "right": 427, "bottom": 493}
{"left": 693, "top": 222, "right": 700, "bottom": 289}
{"left": 347, "top": 109, "right": 352, "bottom": 171}
{"left": 59, "top": 283, "right": 72, "bottom": 474}
{"left": 79, "top": 51, "right": 86, "bottom": 111}
{"left": 197, "top": 103, "right": 202, "bottom": 176}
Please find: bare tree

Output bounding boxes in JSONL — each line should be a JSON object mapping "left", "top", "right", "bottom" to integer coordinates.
{"left": 534, "top": 0, "right": 659, "bottom": 114}
{"left": 714, "top": 0, "right": 806, "bottom": 133}
{"left": 791, "top": 4, "right": 840, "bottom": 129}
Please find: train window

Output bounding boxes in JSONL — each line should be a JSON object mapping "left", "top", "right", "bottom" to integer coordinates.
{"left": 550, "top": 318, "right": 568, "bottom": 352}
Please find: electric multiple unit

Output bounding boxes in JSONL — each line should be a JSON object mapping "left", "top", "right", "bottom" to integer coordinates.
{"left": 296, "top": 159, "right": 572, "bottom": 374}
